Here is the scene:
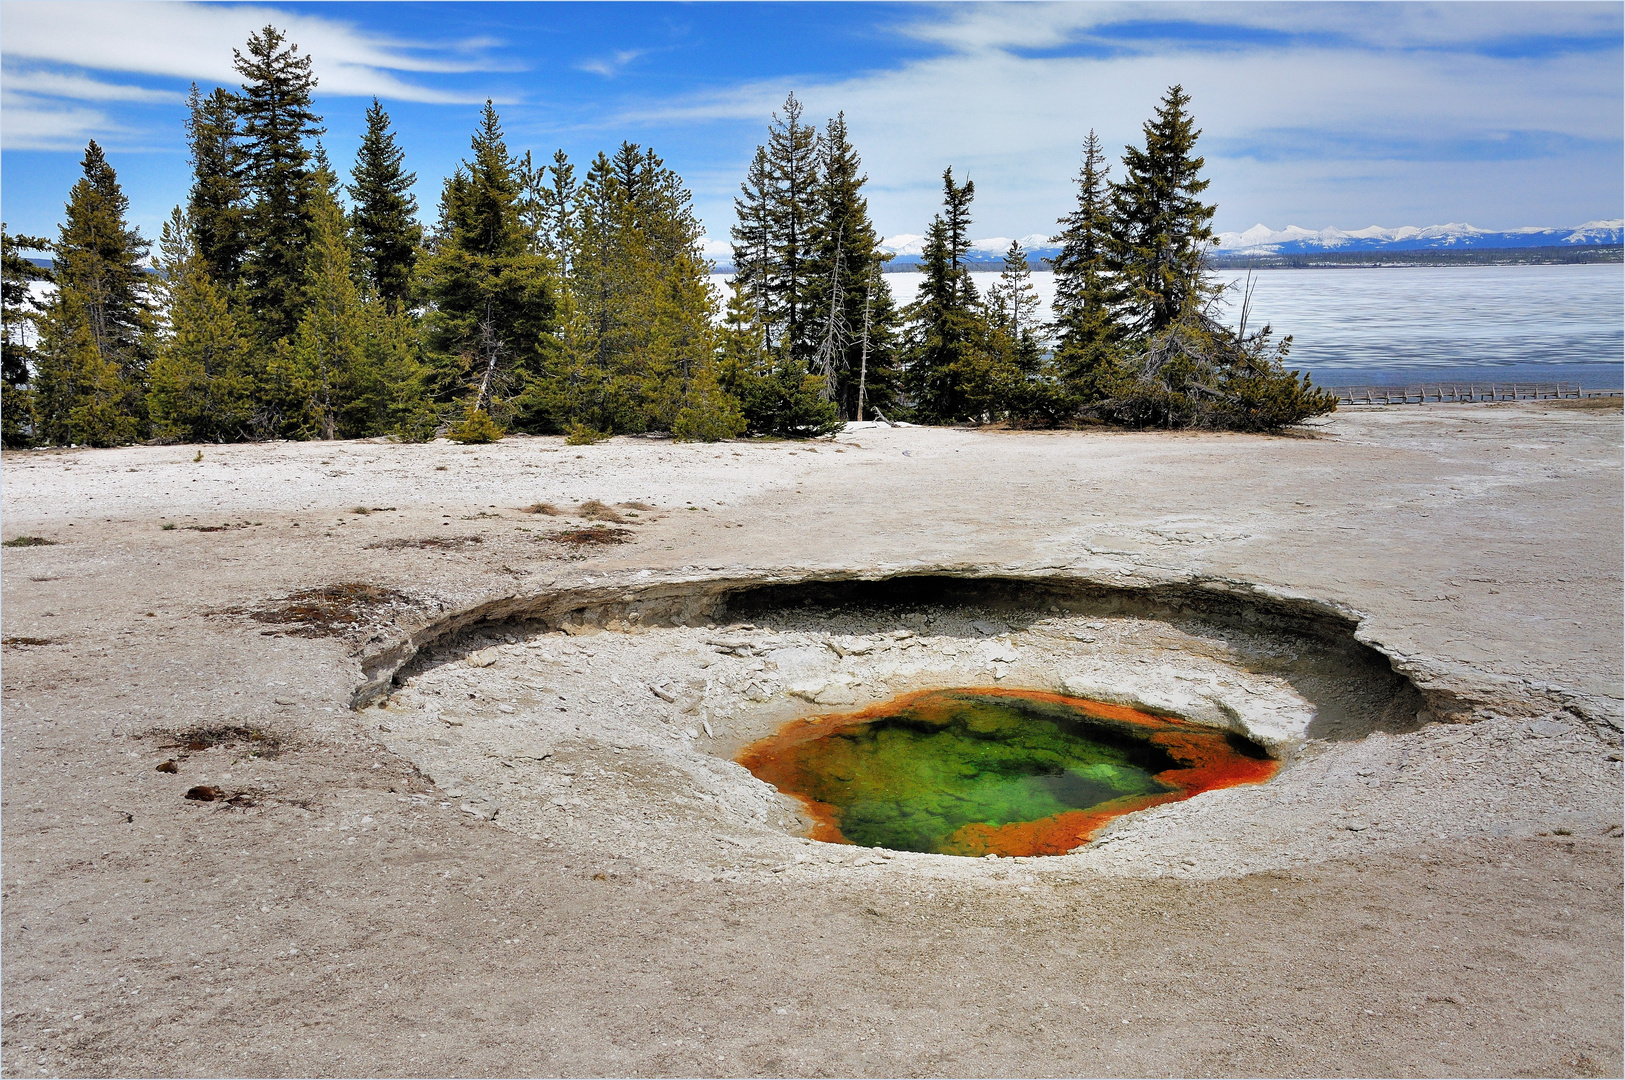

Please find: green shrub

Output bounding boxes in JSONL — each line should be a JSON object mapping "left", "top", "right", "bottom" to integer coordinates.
{"left": 673, "top": 370, "right": 746, "bottom": 442}
{"left": 564, "top": 422, "right": 610, "bottom": 446}
{"left": 446, "top": 409, "right": 503, "bottom": 444}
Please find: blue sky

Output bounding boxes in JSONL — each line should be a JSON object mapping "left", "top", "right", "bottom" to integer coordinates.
{"left": 2, "top": 1, "right": 1621, "bottom": 251}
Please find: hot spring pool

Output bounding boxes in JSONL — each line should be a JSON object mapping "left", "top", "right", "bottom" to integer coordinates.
{"left": 738, "top": 688, "right": 1278, "bottom": 857}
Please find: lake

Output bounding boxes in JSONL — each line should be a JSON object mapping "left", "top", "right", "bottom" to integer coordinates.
{"left": 710, "top": 263, "right": 1624, "bottom": 390}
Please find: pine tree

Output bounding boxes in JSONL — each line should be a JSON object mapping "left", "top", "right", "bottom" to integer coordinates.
{"left": 764, "top": 93, "right": 819, "bottom": 364}
{"left": 348, "top": 99, "right": 420, "bottom": 311}
{"left": 553, "top": 143, "right": 719, "bottom": 434}
{"left": 1108, "top": 85, "right": 1217, "bottom": 337}
{"left": 715, "top": 276, "right": 839, "bottom": 439}
{"left": 806, "top": 112, "right": 899, "bottom": 420}
{"left": 729, "top": 144, "right": 774, "bottom": 351}
{"left": 419, "top": 102, "right": 554, "bottom": 434}
{"left": 32, "top": 142, "right": 154, "bottom": 445}
{"left": 903, "top": 169, "right": 985, "bottom": 423}
{"left": 2, "top": 227, "right": 50, "bottom": 446}
{"left": 984, "top": 242, "right": 1063, "bottom": 423}
{"left": 185, "top": 84, "right": 249, "bottom": 292}
{"left": 148, "top": 207, "right": 255, "bottom": 442}
{"left": 987, "top": 241, "right": 1040, "bottom": 340}
{"left": 235, "top": 24, "right": 323, "bottom": 341}
{"left": 288, "top": 174, "right": 367, "bottom": 438}
{"left": 1083, "top": 88, "right": 1337, "bottom": 432}
{"left": 1051, "top": 130, "right": 1120, "bottom": 400}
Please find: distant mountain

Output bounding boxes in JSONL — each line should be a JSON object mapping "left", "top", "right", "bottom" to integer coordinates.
{"left": 1214, "top": 219, "right": 1623, "bottom": 254}
{"left": 876, "top": 233, "right": 1060, "bottom": 264}
{"left": 702, "top": 219, "right": 1622, "bottom": 272}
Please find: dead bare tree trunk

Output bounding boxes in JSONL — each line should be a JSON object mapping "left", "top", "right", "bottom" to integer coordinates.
{"left": 856, "top": 268, "right": 873, "bottom": 423}
{"left": 471, "top": 305, "right": 504, "bottom": 416}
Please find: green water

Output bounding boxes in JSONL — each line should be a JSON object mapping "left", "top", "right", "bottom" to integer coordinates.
{"left": 798, "top": 693, "right": 1176, "bottom": 853}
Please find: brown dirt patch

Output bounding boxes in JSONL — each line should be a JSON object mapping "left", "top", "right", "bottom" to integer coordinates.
{"left": 220, "top": 582, "right": 413, "bottom": 637}
{"left": 546, "top": 525, "right": 634, "bottom": 546}
{"left": 364, "top": 536, "right": 484, "bottom": 551}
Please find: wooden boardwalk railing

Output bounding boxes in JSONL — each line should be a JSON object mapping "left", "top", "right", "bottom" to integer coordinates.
{"left": 1332, "top": 382, "right": 1621, "bottom": 405}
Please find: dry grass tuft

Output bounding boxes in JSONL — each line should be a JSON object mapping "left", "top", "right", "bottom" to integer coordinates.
{"left": 365, "top": 536, "right": 483, "bottom": 551}
{"left": 162, "top": 723, "right": 284, "bottom": 758}
{"left": 546, "top": 526, "right": 633, "bottom": 546}
{"left": 521, "top": 502, "right": 564, "bottom": 516}
{"left": 219, "top": 582, "right": 412, "bottom": 637}
{"left": 578, "top": 500, "right": 625, "bottom": 522}
{"left": 1552, "top": 396, "right": 1623, "bottom": 411}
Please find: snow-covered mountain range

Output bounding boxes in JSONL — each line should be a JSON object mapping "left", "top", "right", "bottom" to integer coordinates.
{"left": 1213, "top": 219, "right": 1623, "bottom": 254}
{"left": 703, "top": 220, "right": 1621, "bottom": 270}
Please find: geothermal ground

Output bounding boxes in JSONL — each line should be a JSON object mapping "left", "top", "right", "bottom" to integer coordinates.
{"left": 2, "top": 402, "right": 1621, "bottom": 1078}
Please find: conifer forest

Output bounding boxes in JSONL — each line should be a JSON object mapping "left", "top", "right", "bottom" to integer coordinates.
{"left": 0, "top": 27, "right": 1337, "bottom": 449}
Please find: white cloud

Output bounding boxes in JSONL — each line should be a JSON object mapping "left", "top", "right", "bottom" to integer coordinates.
{"left": 895, "top": 2, "right": 1625, "bottom": 54}
{"left": 578, "top": 49, "right": 648, "bottom": 79}
{"left": 0, "top": 91, "right": 113, "bottom": 151}
{"left": 1, "top": 66, "right": 183, "bottom": 104}
{"left": 0, "top": 1, "right": 492, "bottom": 103}
{"left": 633, "top": 7, "right": 1621, "bottom": 237}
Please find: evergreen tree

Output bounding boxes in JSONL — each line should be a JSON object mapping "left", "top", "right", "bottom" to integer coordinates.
{"left": 1081, "top": 88, "right": 1337, "bottom": 431}
{"left": 235, "top": 24, "right": 323, "bottom": 341}
{"left": 764, "top": 93, "right": 819, "bottom": 364}
{"left": 715, "top": 279, "right": 840, "bottom": 438}
{"left": 32, "top": 142, "right": 154, "bottom": 445}
{"left": 903, "top": 168, "right": 985, "bottom": 423}
{"left": 185, "top": 84, "right": 248, "bottom": 291}
{"left": 1, "top": 227, "right": 50, "bottom": 446}
{"left": 1051, "top": 130, "right": 1120, "bottom": 400}
{"left": 984, "top": 242, "right": 1063, "bottom": 423}
{"left": 729, "top": 144, "right": 774, "bottom": 351}
{"left": 148, "top": 207, "right": 255, "bottom": 442}
{"left": 554, "top": 143, "right": 719, "bottom": 434}
{"left": 806, "top": 112, "right": 900, "bottom": 420}
{"left": 986, "top": 240, "right": 1040, "bottom": 341}
{"left": 1108, "top": 85, "right": 1216, "bottom": 337}
{"left": 348, "top": 99, "right": 420, "bottom": 310}
{"left": 289, "top": 174, "right": 366, "bottom": 438}
{"left": 418, "top": 102, "right": 554, "bottom": 434}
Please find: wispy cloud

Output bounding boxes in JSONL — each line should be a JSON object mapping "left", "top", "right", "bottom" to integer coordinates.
{"left": 629, "top": 3, "right": 1621, "bottom": 235}
{"left": 2, "top": 66, "right": 184, "bottom": 104}
{"left": 0, "top": 1, "right": 498, "bottom": 102}
{"left": 578, "top": 49, "right": 648, "bottom": 79}
{"left": 0, "top": 92, "right": 114, "bottom": 152}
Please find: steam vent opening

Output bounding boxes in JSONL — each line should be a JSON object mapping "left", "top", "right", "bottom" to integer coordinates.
{"left": 738, "top": 688, "right": 1277, "bottom": 857}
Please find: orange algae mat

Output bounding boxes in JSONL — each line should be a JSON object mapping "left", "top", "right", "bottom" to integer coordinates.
{"left": 737, "top": 688, "right": 1278, "bottom": 857}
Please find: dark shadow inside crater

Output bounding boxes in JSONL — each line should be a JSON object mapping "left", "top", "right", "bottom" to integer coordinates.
{"left": 720, "top": 576, "right": 1430, "bottom": 742}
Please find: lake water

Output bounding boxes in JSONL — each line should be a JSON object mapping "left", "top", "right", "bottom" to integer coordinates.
{"left": 711, "top": 263, "right": 1624, "bottom": 390}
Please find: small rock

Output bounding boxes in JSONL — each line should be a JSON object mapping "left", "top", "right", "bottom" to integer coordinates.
{"left": 650, "top": 684, "right": 677, "bottom": 703}
{"left": 467, "top": 648, "right": 500, "bottom": 668}
{"left": 497, "top": 704, "right": 516, "bottom": 714}
{"left": 184, "top": 785, "right": 225, "bottom": 802}
{"left": 1529, "top": 719, "right": 1568, "bottom": 738}
{"left": 813, "top": 684, "right": 858, "bottom": 706}
{"left": 970, "top": 620, "right": 1007, "bottom": 636}
{"left": 155, "top": 759, "right": 179, "bottom": 773}
{"left": 702, "top": 720, "right": 715, "bottom": 737}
